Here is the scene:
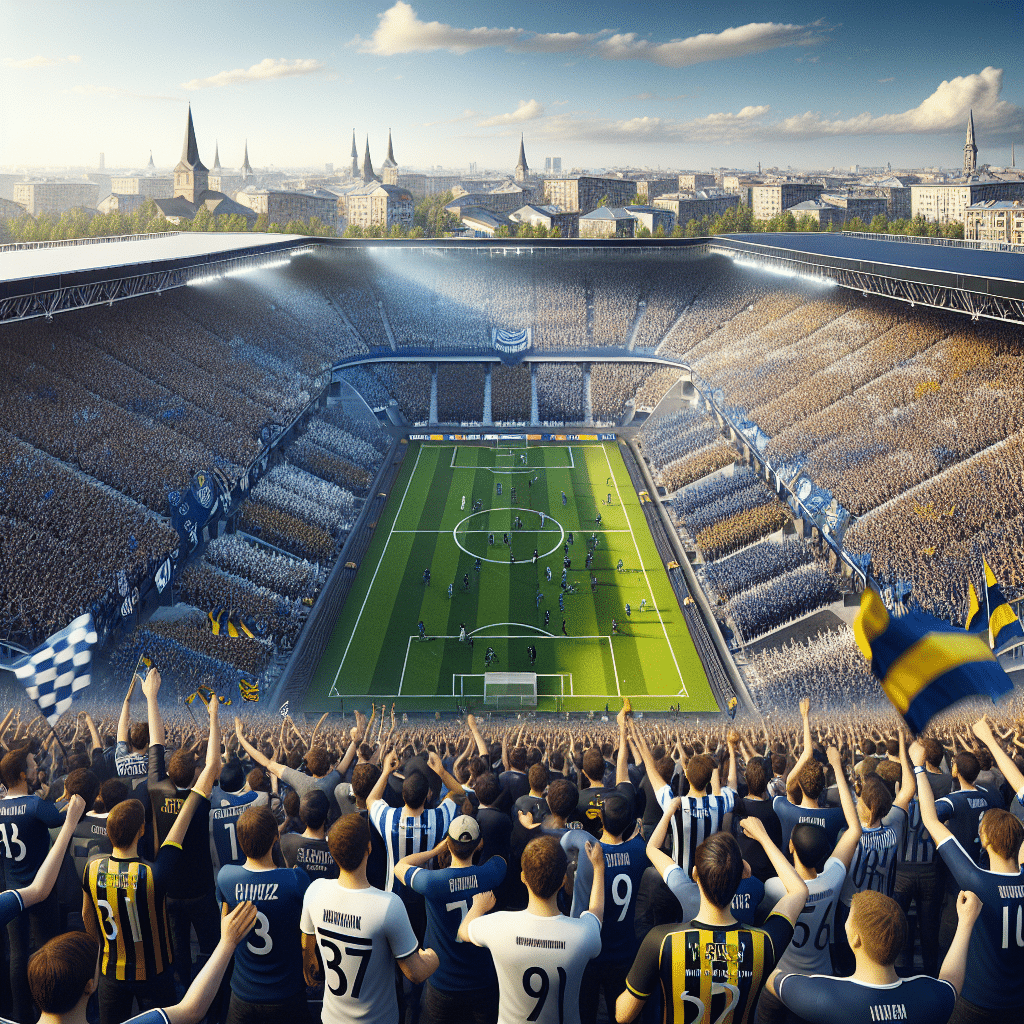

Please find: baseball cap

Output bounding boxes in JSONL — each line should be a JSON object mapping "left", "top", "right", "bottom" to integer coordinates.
{"left": 448, "top": 815, "right": 481, "bottom": 843}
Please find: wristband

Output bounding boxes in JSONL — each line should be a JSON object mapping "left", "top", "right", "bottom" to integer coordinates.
{"left": 912, "top": 765, "right": 925, "bottom": 775}
{"left": 191, "top": 787, "right": 211, "bottom": 800}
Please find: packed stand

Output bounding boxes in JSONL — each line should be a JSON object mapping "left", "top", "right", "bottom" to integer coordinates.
{"left": 437, "top": 363, "right": 485, "bottom": 423}
{"left": 589, "top": 363, "right": 660, "bottom": 423}
{"left": 250, "top": 467, "right": 357, "bottom": 537}
{"left": 633, "top": 366, "right": 683, "bottom": 410}
{"left": 726, "top": 562, "right": 843, "bottom": 641}
{"left": 536, "top": 363, "right": 584, "bottom": 422}
{"left": 490, "top": 364, "right": 532, "bottom": 423}
{"left": 700, "top": 538, "right": 814, "bottom": 603}
{"left": 204, "top": 534, "right": 323, "bottom": 602}
{"left": 370, "top": 364, "right": 432, "bottom": 423}
{"left": 1, "top": 685, "right": 1020, "bottom": 1024}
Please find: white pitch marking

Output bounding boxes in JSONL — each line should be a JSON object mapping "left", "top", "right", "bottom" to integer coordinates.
{"left": 331, "top": 445, "right": 423, "bottom": 696}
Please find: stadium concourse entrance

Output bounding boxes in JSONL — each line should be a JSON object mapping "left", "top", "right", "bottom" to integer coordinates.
{"left": 302, "top": 435, "right": 722, "bottom": 716}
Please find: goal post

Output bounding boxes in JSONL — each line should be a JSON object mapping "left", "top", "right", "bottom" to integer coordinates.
{"left": 483, "top": 671, "right": 537, "bottom": 709}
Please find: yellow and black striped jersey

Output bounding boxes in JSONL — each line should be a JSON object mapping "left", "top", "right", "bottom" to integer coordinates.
{"left": 625, "top": 914, "right": 794, "bottom": 1024}
{"left": 82, "top": 845, "right": 182, "bottom": 981}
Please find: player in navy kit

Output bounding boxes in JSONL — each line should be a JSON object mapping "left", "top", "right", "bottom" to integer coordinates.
{"left": 914, "top": 728, "right": 1024, "bottom": 1023}
{"left": 395, "top": 815, "right": 507, "bottom": 1024}
{"left": 770, "top": 888, "right": 981, "bottom": 1024}
{"left": 216, "top": 806, "right": 312, "bottom": 1024}
{"left": 17, "top": 901, "right": 258, "bottom": 1024}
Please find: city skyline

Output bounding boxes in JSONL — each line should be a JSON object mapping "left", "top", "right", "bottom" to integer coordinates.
{"left": 2, "top": 1, "right": 1022, "bottom": 173}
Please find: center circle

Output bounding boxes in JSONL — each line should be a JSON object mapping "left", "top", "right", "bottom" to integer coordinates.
{"left": 453, "top": 508, "right": 566, "bottom": 565}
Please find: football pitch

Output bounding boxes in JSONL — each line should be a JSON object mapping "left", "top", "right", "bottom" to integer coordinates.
{"left": 302, "top": 439, "right": 717, "bottom": 713}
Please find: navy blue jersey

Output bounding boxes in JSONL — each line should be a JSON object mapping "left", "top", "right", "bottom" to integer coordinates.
{"left": 0, "top": 890, "right": 23, "bottom": 930}
{"left": 938, "top": 835, "right": 1024, "bottom": 1010}
{"left": 209, "top": 791, "right": 261, "bottom": 872}
{"left": 216, "top": 864, "right": 311, "bottom": 1003}
{"left": 904, "top": 797, "right": 936, "bottom": 864}
{"left": 777, "top": 973, "right": 956, "bottom": 1024}
{"left": 935, "top": 787, "right": 1000, "bottom": 868}
{"left": 772, "top": 797, "right": 846, "bottom": 854}
{"left": 665, "top": 867, "right": 764, "bottom": 927}
{"left": 562, "top": 831, "right": 649, "bottom": 963}
{"left": 0, "top": 794, "right": 64, "bottom": 886}
{"left": 408, "top": 856, "right": 506, "bottom": 992}
{"left": 840, "top": 807, "right": 907, "bottom": 905}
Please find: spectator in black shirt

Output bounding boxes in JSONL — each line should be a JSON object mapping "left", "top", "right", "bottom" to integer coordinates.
{"left": 350, "top": 762, "right": 388, "bottom": 890}
{"left": 472, "top": 774, "right": 513, "bottom": 867}
{"left": 279, "top": 789, "right": 339, "bottom": 881}
{"left": 732, "top": 757, "right": 783, "bottom": 882}
{"left": 498, "top": 745, "right": 530, "bottom": 804}
{"left": 513, "top": 763, "right": 550, "bottom": 822}
{"left": 576, "top": 704, "right": 634, "bottom": 837}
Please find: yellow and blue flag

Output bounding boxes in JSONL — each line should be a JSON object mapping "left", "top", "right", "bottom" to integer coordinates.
{"left": 985, "top": 560, "right": 1024, "bottom": 654}
{"left": 208, "top": 606, "right": 224, "bottom": 636}
{"left": 226, "top": 610, "right": 240, "bottom": 639}
{"left": 854, "top": 587, "right": 1012, "bottom": 733}
{"left": 966, "top": 582, "right": 986, "bottom": 633}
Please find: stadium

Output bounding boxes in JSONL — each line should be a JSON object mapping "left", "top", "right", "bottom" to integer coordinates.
{"left": 4, "top": 229, "right": 1024, "bottom": 1024}
{"left": 2, "top": 231, "right": 1024, "bottom": 719}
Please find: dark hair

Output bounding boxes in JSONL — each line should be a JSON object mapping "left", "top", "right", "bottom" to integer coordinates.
{"left": 791, "top": 823, "right": 830, "bottom": 872}
{"left": 694, "top": 833, "right": 744, "bottom": 909}
{"left": 953, "top": 751, "right": 980, "bottom": 784}
{"left": 129, "top": 722, "right": 149, "bottom": 751}
{"left": 874, "top": 760, "right": 901, "bottom": 796}
{"left": 351, "top": 762, "right": 381, "bottom": 800}
{"left": 770, "top": 753, "right": 787, "bottom": 776}
{"left": 600, "top": 793, "right": 633, "bottom": 839}
{"left": 65, "top": 768, "right": 101, "bottom": 809}
{"left": 796, "top": 761, "right": 826, "bottom": 801}
{"left": 885, "top": 738, "right": 899, "bottom": 757}
{"left": 219, "top": 761, "right": 244, "bottom": 793}
{"left": 921, "top": 738, "right": 945, "bottom": 768}
{"left": 474, "top": 773, "right": 500, "bottom": 806}
{"left": 28, "top": 932, "right": 98, "bottom": 1013}
{"left": 328, "top": 813, "right": 370, "bottom": 872}
{"left": 685, "top": 755, "right": 716, "bottom": 793}
{"left": 300, "top": 790, "right": 330, "bottom": 831}
{"left": 528, "top": 763, "right": 549, "bottom": 792}
{"left": 99, "top": 777, "right": 129, "bottom": 813}
{"left": 168, "top": 748, "right": 197, "bottom": 790}
{"left": 248, "top": 767, "right": 270, "bottom": 793}
{"left": 980, "top": 808, "right": 1024, "bottom": 860}
{"left": 106, "top": 799, "right": 146, "bottom": 848}
{"left": 306, "top": 747, "right": 332, "bottom": 777}
{"left": 447, "top": 834, "right": 478, "bottom": 861}
{"left": 510, "top": 746, "right": 528, "bottom": 772}
{"left": 859, "top": 774, "right": 893, "bottom": 823}
{"left": 582, "top": 748, "right": 605, "bottom": 784}
{"left": 744, "top": 759, "right": 768, "bottom": 797}
{"left": 0, "top": 748, "right": 32, "bottom": 789}
{"left": 402, "top": 771, "right": 429, "bottom": 809}
{"left": 546, "top": 779, "right": 578, "bottom": 819}
{"left": 522, "top": 835, "right": 567, "bottom": 899}
{"left": 236, "top": 806, "right": 279, "bottom": 859}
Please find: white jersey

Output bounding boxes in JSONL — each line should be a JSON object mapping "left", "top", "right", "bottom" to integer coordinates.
{"left": 469, "top": 909, "right": 602, "bottom": 1024}
{"left": 656, "top": 783, "right": 736, "bottom": 876}
{"left": 841, "top": 805, "right": 907, "bottom": 905}
{"left": 300, "top": 879, "right": 418, "bottom": 1024}
{"left": 765, "top": 856, "right": 846, "bottom": 976}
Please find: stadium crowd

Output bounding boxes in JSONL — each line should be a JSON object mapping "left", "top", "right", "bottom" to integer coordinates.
{"left": 437, "top": 363, "right": 485, "bottom": 423}
{"left": 537, "top": 363, "right": 585, "bottom": 423}
{"left": 0, "top": 681, "right": 1018, "bottom": 1024}
{"left": 203, "top": 535, "right": 323, "bottom": 603}
{"left": 490, "top": 365, "right": 532, "bottom": 424}
{"left": 589, "top": 364, "right": 659, "bottom": 423}
{"left": 726, "top": 562, "right": 843, "bottom": 642}
{"left": 700, "top": 539, "right": 814, "bottom": 604}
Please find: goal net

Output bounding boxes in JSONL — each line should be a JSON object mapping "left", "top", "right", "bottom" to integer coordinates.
{"left": 483, "top": 671, "right": 537, "bottom": 709}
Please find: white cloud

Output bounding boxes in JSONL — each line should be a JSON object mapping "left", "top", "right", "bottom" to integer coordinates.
{"left": 181, "top": 57, "right": 323, "bottom": 90}
{"left": 478, "top": 99, "right": 545, "bottom": 127}
{"left": 596, "top": 21, "right": 828, "bottom": 66}
{"left": 5, "top": 54, "right": 81, "bottom": 69}
{"left": 877, "top": 77, "right": 894, "bottom": 84}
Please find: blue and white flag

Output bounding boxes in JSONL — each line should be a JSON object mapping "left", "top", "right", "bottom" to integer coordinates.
{"left": 11, "top": 613, "right": 97, "bottom": 725}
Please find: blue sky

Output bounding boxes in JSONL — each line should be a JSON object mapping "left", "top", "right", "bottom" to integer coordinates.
{"left": 2, "top": 1, "right": 1021, "bottom": 173}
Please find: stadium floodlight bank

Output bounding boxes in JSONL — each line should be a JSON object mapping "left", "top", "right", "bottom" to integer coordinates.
{"left": 483, "top": 672, "right": 538, "bottom": 708}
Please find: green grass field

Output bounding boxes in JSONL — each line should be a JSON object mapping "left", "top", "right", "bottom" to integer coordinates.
{"left": 302, "top": 440, "right": 717, "bottom": 713}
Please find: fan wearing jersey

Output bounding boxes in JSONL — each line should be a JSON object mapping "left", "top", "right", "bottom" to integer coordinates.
{"left": 216, "top": 806, "right": 311, "bottom": 1024}
{"left": 281, "top": 790, "right": 340, "bottom": 882}
{"left": 619, "top": 820, "right": 807, "bottom": 1024}
{"left": 395, "top": 815, "right": 507, "bottom": 1024}
{"left": 756, "top": 746, "right": 863, "bottom": 1024}
{"left": 630, "top": 720, "right": 737, "bottom": 878}
{"left": 115, "top": 676, "right": 151, "bottom": 793}
{"left": 71, "top": 778, "right": 126, "bottom": 883}
{"left": 645, "top": 795, "right": 766, "bottom": 926}
{"left": 82, "top": 698, "right": 221, "bottom": 1024}
{"left": 913, "top": 732, "right": 1024, "bottom": 1024}
{"left": 772, "top": 701, "right": 847, "bottom": 852}
{"left": 8, "top": 901, "right": 258, "bottom": 1024}
{"left": 769, "top": 889, "right": 980, "bottom": 1024}
{"left": 894, "top": 736, "right": 951, "bottom": 977}
{"left": 460, "top": 835, "right": 605, "bottom": 1024}
{"left": 575, "top": 705, "right": 634, "bottom": 838}
{"left": 561, "top": 792, "right": 649, "bottom": 1024}
{"left": 301, "top": 814, "right": 438, "bottom": 1024}
{"left": 0, "top": 744, "right": 68, "bottom": 1023}
{"left": 833, "top": 738, "right": 914, "bottom": 976}
{"left": 209, "top": 762, "right": 262, "bottom": 873}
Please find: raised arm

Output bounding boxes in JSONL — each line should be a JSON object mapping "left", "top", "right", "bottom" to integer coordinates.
{"left": 972, "top": 718, "right": 1024, "bottom": 793}
{"left": 739, "top": 816, "right": 808, "bottom": 924}
{"left": 143, "top": 667, "right": 164, "bottom": 748}
{"left": 726, "top": 730, "right": 740, "bottom": 793}
{"left": 894, "top": 730, "right": 916, "bottom": 813}
{"left": 117, "top": 677, "right": 136, "bottom": 744}
{"left": 83, "top": 712, "right": 102, "bottom": 754}
{"left": 337, "top": 737, "right": 358, "bottom": 777}
{"left": 585, "top": 839, "right": 606, "bottom": 925}
{"left": 615, "top": 702, "right": 630, "bottom": 786}
{"left": 367, "top": 750, "right": 399, "bottom": 808}
{"left": 937, "top": 891, "right": 982, "bottom": 998}
{"left": 909, "top": 740, "right": 953, "bottom": 847}
{"left": 788, "top": 698, "right": 814, "bottom": 787}
{"left": 308, "top": 712, "right": 329, "bottom": 750}
{"left": 826, "top": 747, "right": 862, "bottom": 870}
{"left": 234, "top": 717, "right": 284, "bottom": 778}
{"left": 628, "top": 720, "right": 668, "bottom": 792}
{"left": 467, "top": 714, "right": 489, "bottom": 757}
{"left": 166, "top": 701, "right": 221, "bottom": 848}
{"left": 645, "top": 798, "right": 680, "bottom": 877}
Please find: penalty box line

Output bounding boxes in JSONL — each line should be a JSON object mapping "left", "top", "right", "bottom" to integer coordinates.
{"left": 398, "top": 633, "right": 620, "bottom": 696}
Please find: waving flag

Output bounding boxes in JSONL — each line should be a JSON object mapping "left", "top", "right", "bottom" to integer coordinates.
{"left": 966, "top": 582, "right": 987, "bottom": 633}
{"left": 10, "top": 614, "right": 97, "bottom": 726}
{"left": 854, "top": 588, "right": 1012, "bottom": 733}
{"left": 984, "top": 560, "right": 1024, "bottom": 654}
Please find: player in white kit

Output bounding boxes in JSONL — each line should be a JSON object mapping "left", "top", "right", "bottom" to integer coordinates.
{"left": 460, "top": 834, "right": 605, "bottom": 1024}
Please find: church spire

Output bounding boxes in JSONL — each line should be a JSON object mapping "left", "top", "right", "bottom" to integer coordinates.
{"left": 515, "top": 134, "right": 529, "bottom": 182}
{"left": 147, "top": 150, "right": 155, "bottom": 169}
{"left": 176, "top": 105, "right": 206, "bottom": 172}
{"left": 240, "top": 140, "right": 253, "bottom": 179}
{"left": 362, "top": 136, "right": 376, "bottom": 182}
{"left": 350, "top": 130, "right": 359, "bottom": 177}
{"left": 964, "top": 109, "right": 978, "bottom": 177}
{"left": 382, "top": 129, "right": 397, "bottom": 168}
{"left": 212, "top": 141, "right": 221, "bottom": 172}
